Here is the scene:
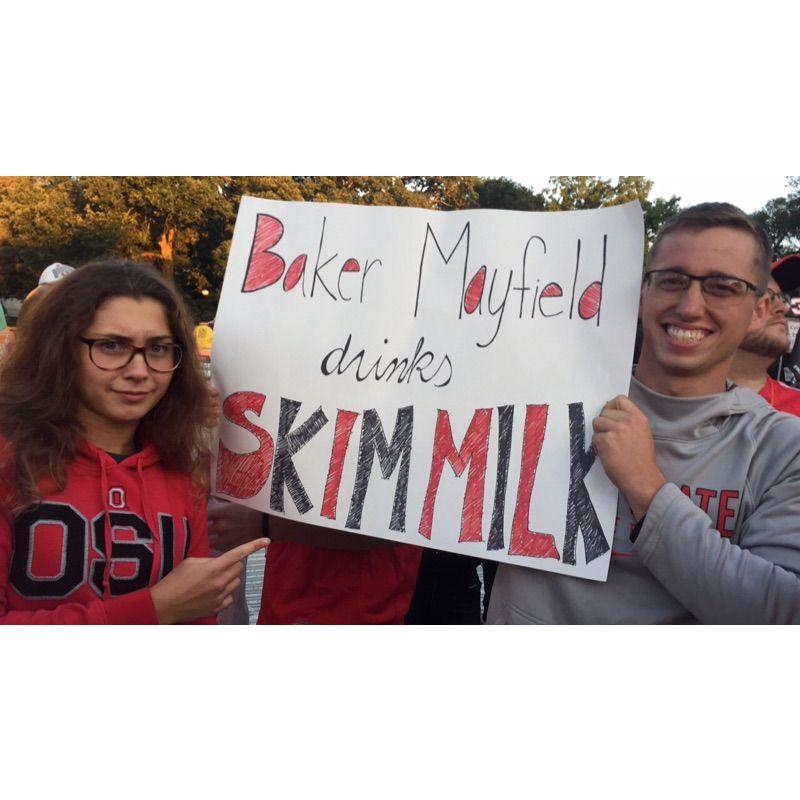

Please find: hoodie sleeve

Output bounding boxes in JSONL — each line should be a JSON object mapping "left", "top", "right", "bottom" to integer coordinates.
{"left": 633, "top": 479, "right": 800, "bottom": 624}
{"left": 0, "top": 513, "right": 159, "bottom": 624}
{"left": 0, "top": 589, "right": 160, "bottom": 625}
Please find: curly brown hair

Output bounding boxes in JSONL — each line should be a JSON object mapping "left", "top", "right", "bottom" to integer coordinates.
{"left": 0, "top": 259, "right": 211, "bottom": 509}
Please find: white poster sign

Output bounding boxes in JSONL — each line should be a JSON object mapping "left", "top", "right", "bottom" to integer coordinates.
{"left": 212, "top": 197, "right": 644, "bottom": 581}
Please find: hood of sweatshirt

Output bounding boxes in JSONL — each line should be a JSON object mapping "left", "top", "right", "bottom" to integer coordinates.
{"left": 71, "top": 439, "right": 161, "bottom": 474}
{"left": 629, "top": 376, "right": 768, "bottom": 441}
{"left": 69, "top": 439, "right": 164, "bottom": 596}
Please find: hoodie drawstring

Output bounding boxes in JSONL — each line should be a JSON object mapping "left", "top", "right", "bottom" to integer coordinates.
{"left": 99, "top": 457, "right": 112, "bottom": 597}
{"left": 96, "top": 449, "right": 163, "bottom": 594}
{"left": 137, "top": 458, "right": 162, "bottom": 578}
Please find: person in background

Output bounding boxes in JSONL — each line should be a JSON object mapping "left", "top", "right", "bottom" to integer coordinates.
{"left": 0, "top": 260, "right": 266, "bottom": 623}
{"left": 194, "top": 325, "right": 252, "bottom": 625}
{"left": 207, "top": 504, "right": 421, "bottom": 625}
{"left": 771, "top": 254, "right": 800, "bottom": 387}
{"left": 37, "top": 262, "right": 76, "bottom": 285}
{"left": 404, "top": 550, "right": 484, "bottom": 624}
{"left": 0, "top": 302, "right": 10, "bottom": 361}
{"left": 729, "top": 268, "right": 800, "bottom": 415}
{"left": 15, "top": 263, "right": 76, "bottom": 329}
{"left": 208, "top": 502, "right": 493, "bottom": 624}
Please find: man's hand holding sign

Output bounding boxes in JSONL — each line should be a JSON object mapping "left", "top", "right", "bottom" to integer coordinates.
{"left": 592, "top": 395, "right": 667, "bottom": 522}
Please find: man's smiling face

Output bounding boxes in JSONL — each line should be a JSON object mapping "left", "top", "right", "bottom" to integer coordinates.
{"left": 636, "top": 226, "right": 768, "bottom": 396}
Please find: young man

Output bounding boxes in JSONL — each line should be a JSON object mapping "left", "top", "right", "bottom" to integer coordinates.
{"left": 488, "top": 203, "right": 800, "bottom": 624}
{"left": 730, "top": 269, "right": 800, "bottom": 416}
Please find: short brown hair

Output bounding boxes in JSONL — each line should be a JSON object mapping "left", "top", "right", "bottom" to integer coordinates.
{"left": 647, "top": 202, "right": 773, "bottom": 289}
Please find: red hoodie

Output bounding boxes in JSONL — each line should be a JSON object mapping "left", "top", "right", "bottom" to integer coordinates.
{"left": 258, "top": 540, "right": 422, "bottom": 625}
{"left": 0, "top": 438, "right": 213, "bottom": 624}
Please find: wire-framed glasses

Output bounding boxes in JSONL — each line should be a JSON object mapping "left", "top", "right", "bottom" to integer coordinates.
{"left": 643, "top": 269, "right": 763, "bottom": 303}
{"left": 766, "top": 287, "right": 792, "bottom": 307}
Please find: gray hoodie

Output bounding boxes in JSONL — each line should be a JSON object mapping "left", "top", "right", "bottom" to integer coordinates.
{"left": 487, "top": 377, "right": 800, "bottom": 624}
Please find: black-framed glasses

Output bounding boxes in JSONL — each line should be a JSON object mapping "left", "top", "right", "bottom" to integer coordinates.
{"left": 79, "top": 337, "right": 183, "bottom": 373}
{"left": 643, "top": 269, "right": 763, "bottom": 302}
{"left": 766, "top": 287, "right": 792, "bottom": 307}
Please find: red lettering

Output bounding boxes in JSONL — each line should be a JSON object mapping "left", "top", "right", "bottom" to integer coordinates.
{"left": 716, "top": 490, "right": 739, "bottom": 538}
{"left": 680, "top": 484, "right": 691, "bottom": 498}
{"left": 283, "top": 254, "right": 307, "bottom": 291}
{"left": 578, "top": 281, "right": 602, "bottom": 319}
{"left": 508, "top": 405, "right": 560, "bottom": 559}
{"left": 215, "top": 392, "right": 274, "bottom": 498}
{"left": 464, "top": 266, "right": 486, "bottom": 314}
{"left": 337, "top": 259, "right": 362, "bottom": 301}
{"left": 342, "top": 258, "right": 360, "bottom": 273}
{"left": 419, "top": 408, "right": 492, "bottom": 541}
{"left": 695, "top": 487, "right": 718, "bottom": 514}
{"left": 242, "top": 214, "right": 286, "bottom": 292}
{"left": 321, "top": 410, "right": 359, "bottom": 520}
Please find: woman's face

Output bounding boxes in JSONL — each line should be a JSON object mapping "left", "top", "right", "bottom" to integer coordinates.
{"left": 75, "top": 296, "right": 176, "bottom": 452}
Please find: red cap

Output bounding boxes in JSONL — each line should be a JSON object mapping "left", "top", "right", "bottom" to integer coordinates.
{"left": 771, "top": 254, "right": 800, "bottom": 294}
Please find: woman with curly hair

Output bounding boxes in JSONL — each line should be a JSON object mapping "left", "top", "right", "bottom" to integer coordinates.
{"left": 0, "top": 259, "right": 266, "bottom": 623}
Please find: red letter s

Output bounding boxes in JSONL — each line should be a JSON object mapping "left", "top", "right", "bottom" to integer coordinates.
{"left": 216, "top": 391, "right": 275, "bottom": 499}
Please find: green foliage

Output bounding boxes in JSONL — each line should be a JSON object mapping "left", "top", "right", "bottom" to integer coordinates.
{"left": 544, "top": 176, "right": 654, "bottom": 210}
{"left": 0, "top": 177, "right": 128, "bottom": 296}
{"left": 475, "top": 177, "right": 546, "bottom": 211}
{"left": 0, "top": 177, "right": 236, "bottom": 310}
{"left": 641, "top": 194, "right": 682, "bottom": 247}
{"left": 289, "top": 177, "right": 478, "bottom": 210}
{"left": 542, "top": 176, "right": 681, "bottom": 253}
{"left": 0, "top": 175, "right": 678, "bottom": 314}
{"left": 0, "top": 177, "right": 482, "bottom": 309}
{"left": 401, "top": 177, "right": 479, "bottom": 210}
{"left": 752, "top": 177, "right": 800, "bottom": 258}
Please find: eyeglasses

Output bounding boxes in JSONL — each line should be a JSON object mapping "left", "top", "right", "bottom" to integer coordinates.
{"left": 766, "top": 287, "right": 792, "bottom": 307}
{"left": 79, "top": 337, "right": 183, "bottom": 373}
{"left": 643, "top": 269, "right": 763, "bottom": 302}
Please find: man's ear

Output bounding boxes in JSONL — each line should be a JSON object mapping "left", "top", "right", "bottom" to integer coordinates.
{"left": 746, "top": 294, "right": 770, "bottom": 334}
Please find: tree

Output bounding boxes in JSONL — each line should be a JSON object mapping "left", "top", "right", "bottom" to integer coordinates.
{"left": 544, "top": 176, "right": 654, "bottom": 210}
{"left": 0, "top": 177, "right": 128, "bottom": 298}
{"left": 289, "top": 176, "right": 478, "bottom": 210}
{"left": 752, "top": 177, "right": 800, "bottom": 257}
{"left": 402, "top": 177, "right": 478, "bottom": 210}
{"left": 0, "top": 176, "right": 484, "bottom": 316}
{"left": 0, "top": 175, "right": 679, "bottom": 316}
{"left": 79, "top": 177, "right": 230, "bottom": 282}
{"left": 642, "top": 194, "right": 682, "bottom": 247}
{"left": 542, "top": 175, "right": 679, "bottom": 252}
{"left": 475, "top": 177, "right": 546, "bottom": 211}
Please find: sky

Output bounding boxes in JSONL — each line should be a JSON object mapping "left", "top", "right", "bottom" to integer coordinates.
{"left": 516, "top": 176, "right": 792, "bottom": 214}
{"left": 649, "top": 176, "right": 792, "bottom": 212}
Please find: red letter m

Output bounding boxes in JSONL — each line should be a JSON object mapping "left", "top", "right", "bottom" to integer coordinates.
{"left": 419, "top": 409, "right": 492, "bottom": 542}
